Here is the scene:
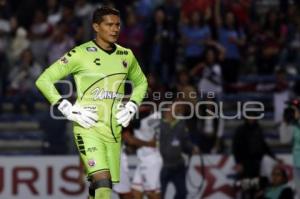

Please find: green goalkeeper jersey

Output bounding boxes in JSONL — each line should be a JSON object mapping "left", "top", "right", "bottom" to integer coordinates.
{"left": 36, "top": 40, "right": 148, "bottom": 142}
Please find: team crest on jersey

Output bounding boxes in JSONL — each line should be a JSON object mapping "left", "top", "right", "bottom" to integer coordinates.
{"left": 88, "top": 159, "right": 96, "bottom": 167}
{"left": 86, "top": 47, "right": 97, "bottom": 52}
{"left": 122, "top": 60, "right": 128, "bottom": 68}
{"left": 60, "top": 56, "right": 68, "bottom": 64}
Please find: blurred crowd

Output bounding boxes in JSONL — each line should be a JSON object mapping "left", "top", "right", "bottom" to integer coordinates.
{"left": 1, "top": 0, "right": 300, "bottom": 100}
{"left": 0, "top": 0, "right": 299, "bottom": 149}
{"left": 1, "top": 0, "right": 300, "bottom": 198}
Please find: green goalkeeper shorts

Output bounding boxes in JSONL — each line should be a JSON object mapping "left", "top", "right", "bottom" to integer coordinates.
{"left": 74, "top": 130, "right": 121, "bottom": 183}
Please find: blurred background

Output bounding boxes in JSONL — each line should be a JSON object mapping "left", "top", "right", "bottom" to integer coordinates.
{"left": 1, "top": 0, "right": 300, "bottom": 198}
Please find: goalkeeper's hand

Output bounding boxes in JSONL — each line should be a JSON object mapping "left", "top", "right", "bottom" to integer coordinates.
{"left": 58, "top": 99, "right": 98, "bottom": 128}
{"left": 116, "top": 101, "right": 138, "bottom": 127}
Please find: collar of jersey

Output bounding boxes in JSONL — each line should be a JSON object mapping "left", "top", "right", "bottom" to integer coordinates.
{"left": 92, "top": 40, "right": 116, "bottom": 55}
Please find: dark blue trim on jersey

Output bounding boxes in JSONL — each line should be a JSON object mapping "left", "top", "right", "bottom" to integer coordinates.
{"left": 92, "top": 40, "right": 116, "bottom": 55}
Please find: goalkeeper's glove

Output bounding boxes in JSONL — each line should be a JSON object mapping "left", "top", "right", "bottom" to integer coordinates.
{"left": 58, "top": 99, "right": 98, "bottom": 129}
{"left": 116, "top": 101, "right": 138, "bottom": 127}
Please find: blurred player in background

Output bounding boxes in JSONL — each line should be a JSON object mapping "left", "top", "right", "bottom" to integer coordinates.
{"left": 131, "top": 106, "right": 162, "bottom": 199}
{"left": 35, "top": 6, "right": 147, "bottom": 199}
{"left": 114, "top": 127, "right": 157, "bottom": 199}
{"left": 158, "top": 102, "right": 199, "bottom": 199}
{"left": 285, "top": 99, "right": 300, "bottom": 199}
{"left": 112, "top": 148, "right": 132, "bottom": 199}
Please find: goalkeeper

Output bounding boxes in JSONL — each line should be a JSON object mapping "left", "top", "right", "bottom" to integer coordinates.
{"left": 35, "top": 6, "right": 147, "bottom": 199}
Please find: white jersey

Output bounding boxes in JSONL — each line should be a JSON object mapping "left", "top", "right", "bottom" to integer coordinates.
{"left": 134, "top": 111, "right": 161, "bottom": 159}
{"left": 132, "top": 112, "right": 162, "bottom": 192}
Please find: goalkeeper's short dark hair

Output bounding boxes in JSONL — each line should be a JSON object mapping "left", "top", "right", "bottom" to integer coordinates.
{"left": 92, "top": 6, "right": 120, "bottom": 24}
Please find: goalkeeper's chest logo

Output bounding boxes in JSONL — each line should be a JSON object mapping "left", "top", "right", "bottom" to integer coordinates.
{"left": 91, "top": 88, "right": 123, "bottom": 100}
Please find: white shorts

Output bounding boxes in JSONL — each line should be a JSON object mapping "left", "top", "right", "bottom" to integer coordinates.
{"left": 132, "top": 153, "right": 162, "bottom": 192}
{"left": 113, "top": 152, "right": 131, "bottom": 194}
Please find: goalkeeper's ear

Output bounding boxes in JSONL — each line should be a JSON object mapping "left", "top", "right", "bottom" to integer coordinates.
{"left": 92, "top": 22, "right": 100, "bottom": 33}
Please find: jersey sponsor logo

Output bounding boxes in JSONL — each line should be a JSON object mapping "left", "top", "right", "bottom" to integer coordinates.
{"left": 86, "top": 47, "right": 98, "bottom": 52}
{"left": 122, "top": 60, "right": 128, "bottom": 68}
{"left": 60, "top": 56, "right": 68, "bottom": 64}
{"left": 94, "top": 58, "right": 100, "bottom": 66}
{"left": 87, "top": 147, "right": 97, "bottom": 152}
{"left": 91, "top": 88, "right": 123, "bottom": 100}
{"left": 88, "top": 159, "right": 96, "bottom": 167}
{"left": 116, "top": 50, "right": 128, "bottom": 55}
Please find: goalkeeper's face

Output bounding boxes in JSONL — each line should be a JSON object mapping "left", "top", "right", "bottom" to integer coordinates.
{"left": 93, "top": 14, "right": 121, "bottom": 44}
